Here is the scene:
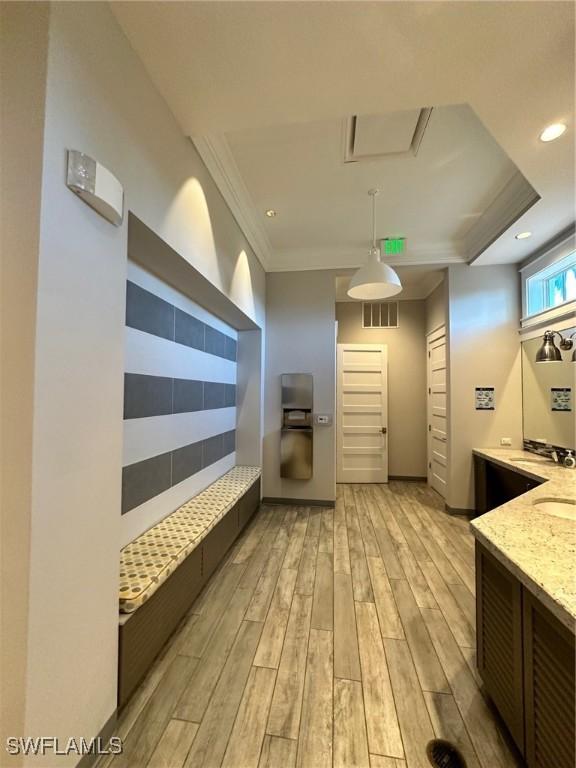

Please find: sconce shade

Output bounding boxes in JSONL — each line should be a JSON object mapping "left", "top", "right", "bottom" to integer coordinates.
{"left": 535, "top": 331, "right": 562, "bottom": 363}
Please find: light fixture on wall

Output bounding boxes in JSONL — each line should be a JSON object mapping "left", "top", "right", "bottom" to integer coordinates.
{"left": 66, "top": 150, "right": 124, "bottom": 226}
{"left": 347, "top": 189, "right": 402, "bottom": 300}
{"left": 535, "top": 330, "right": 575, "bottom": 362}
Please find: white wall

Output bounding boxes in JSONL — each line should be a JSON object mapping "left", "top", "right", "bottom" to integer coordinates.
{"left": 425, "top": 278, "right": 447, "bottom": 334}
{"left": 336, "top": 300, "right": 427, "bottom": 478}
{"left": 0, "top": 4, "right": 49, "bottom": 759}
{"left": 447, "top": 264, "right": 523, "bottom": 510}
{"left": 18, "top": 3, "right": 265, "bottom": 763}
{"left": 236, "top": 330, "right": 264, "bottom": 468}
{"left": 264, "top": 271, "right": 336, "bottom": 502}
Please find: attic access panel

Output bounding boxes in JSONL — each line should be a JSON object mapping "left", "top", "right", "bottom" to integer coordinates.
{"left": 344, "top": 108, "right": 432, "bottom": 162}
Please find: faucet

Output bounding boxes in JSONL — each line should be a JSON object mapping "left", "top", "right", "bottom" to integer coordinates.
{"left": 528, "top": 443, "right": 558, "bottom": 462}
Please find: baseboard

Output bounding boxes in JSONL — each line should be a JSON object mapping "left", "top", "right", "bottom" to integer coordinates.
{"left": 444, "top": 503, "right": 475, "bottom": 519}
{"left": 78, "top": 709, "right": 117, "bottom": 768}
{"left": 262, "top": 496, "right": 335, "bottom": 508}
{"left": 389, "top": 475, "right": 427, "bottom": 482}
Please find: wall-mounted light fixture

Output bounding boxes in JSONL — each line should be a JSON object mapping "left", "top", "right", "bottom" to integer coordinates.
{"left": 66, "top": 150, "right": 124, "bottom": 226}
{"left": 535, "top": 329, "right": 575, "bottom": 362}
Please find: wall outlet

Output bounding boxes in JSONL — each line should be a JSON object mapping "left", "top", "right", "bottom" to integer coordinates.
{"left": 500, "top": 437, "right": 512, "bottom": 446}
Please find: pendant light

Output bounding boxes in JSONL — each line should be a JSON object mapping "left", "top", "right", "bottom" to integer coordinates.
{"left": 347, "top": 189, "right": 402, "bottom": 300}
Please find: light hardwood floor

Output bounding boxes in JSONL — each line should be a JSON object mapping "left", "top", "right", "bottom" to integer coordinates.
{"left": 102, "top": 482, "right": 523, "bottom": 768}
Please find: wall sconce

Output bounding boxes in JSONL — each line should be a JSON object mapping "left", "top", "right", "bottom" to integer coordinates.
{"left": 66, "top": 150, "right": 124, "bottom": 226}
{"left": 535, "top": 330, "right": 575, "bottom": 362}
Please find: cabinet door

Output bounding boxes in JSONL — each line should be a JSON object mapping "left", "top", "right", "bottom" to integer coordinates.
{"left": 476, "top": 542, "right": 525, "bottom": 752}
{"left": 523, "top": 591, "right": 575, "bottom": 768}
{"left": 483, "top": 461, "right": 541, "bottom": 512}
{"left": 474, "top": 456, "right": 488, "bottom": 516}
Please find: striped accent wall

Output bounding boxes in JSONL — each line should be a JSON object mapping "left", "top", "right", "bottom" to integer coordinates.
{"left": 122, "top": 262, "right": 238, "bottom": 545}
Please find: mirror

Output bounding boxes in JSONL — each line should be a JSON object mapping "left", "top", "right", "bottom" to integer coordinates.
{"left": 522, "top": 327, "right": 576, "bottom": 450}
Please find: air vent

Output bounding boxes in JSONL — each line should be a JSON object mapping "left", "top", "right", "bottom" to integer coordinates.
{"left": 362, "top": 301, "right": 399, "bottom": 328}
{"left": 344, "top": 108, "right": 432, "bottom": 163}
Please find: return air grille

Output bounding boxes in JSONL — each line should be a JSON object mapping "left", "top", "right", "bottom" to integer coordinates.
{"left": 362, "top": 301, "right": 399, "bottom": 329}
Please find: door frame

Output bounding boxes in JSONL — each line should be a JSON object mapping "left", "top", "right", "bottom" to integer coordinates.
{"left": 336, "top": 342, "right": 389, "bottom": 484}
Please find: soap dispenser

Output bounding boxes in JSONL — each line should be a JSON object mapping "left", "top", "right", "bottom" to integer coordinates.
{"left": 563, "top": 450, "right": 576, "bottom": 468}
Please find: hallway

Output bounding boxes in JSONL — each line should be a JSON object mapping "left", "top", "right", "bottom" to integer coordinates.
{"left": 102, "top": 482, "right": 521, "bottom": 768}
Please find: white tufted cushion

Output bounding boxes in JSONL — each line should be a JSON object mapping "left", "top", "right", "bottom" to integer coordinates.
{"left": 119, "top": 466, "right": 261, "bottom": 613}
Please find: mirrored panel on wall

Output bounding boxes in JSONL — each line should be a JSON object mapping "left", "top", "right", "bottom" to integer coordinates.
{"left": 522, "top": 327, "right": 576, "bottom": 450}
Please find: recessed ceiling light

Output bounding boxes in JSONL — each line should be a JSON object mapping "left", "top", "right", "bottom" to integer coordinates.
{"left": 539, "top": 123, "right": 567, "bottom": 142}
{"left": 515, "top": 231, "right": 532, "bottom": 240}
{"left": 265, "top": 209, "right": 277, "bottom": 218}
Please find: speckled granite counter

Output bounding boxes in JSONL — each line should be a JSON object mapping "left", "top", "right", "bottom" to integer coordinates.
{"left": 471, "top": 448, "right": 576, "bottom": 633}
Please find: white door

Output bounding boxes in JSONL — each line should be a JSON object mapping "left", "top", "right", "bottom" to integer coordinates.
{"left": 337, "top": 343, "right": 388, "bottom": 483}
{"left": 427, "top": 326, "right": 448, "bottom": 497}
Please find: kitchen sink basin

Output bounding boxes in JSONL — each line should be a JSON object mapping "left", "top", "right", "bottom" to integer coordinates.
{"left": 510, "top": 456, "right": 551, "bottom": 464}
{"left": 532, "top": 498, "right": 576, "bottom": 521}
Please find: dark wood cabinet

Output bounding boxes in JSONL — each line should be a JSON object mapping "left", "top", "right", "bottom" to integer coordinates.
{"left": 476, "top": 541, "right": 575, "bottom": 767}
{"left": 474, "top": 455, "right": 542, "bottom": 516}
{"left": 476, "top": 544, "right": 525, "bottom": 751}
{"left": 523, "top": 589, "right": 575, "bottom": 768}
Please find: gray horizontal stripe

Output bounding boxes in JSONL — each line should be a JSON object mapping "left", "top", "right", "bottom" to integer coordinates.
{"left": 124, "top": 373, "right": 236, "bottom": 419}
{"left": 121, "top": 429, "right": 236, "bottom": 514}
{"left": 126, "top": 281, "right": 237, "bottom": 361}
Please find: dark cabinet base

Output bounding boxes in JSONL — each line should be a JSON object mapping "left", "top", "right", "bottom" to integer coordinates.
{"left": 474, "top": 455, "right": 543, "bottom": 517}
{"left": 118, "top": 477, "right": 260, "bottom": 708}
{"left": 523, "top": 589, "right": 575, "bottom": 768}
{"left": 476, "top": 541, "right": 575, "bottom": 767}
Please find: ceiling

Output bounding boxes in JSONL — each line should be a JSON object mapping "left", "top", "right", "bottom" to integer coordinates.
{"left": 111, "top": 1, "right": 575, "bottom": 273}
{"left": 221, "top": 104, "right": 535, "bottom": 271}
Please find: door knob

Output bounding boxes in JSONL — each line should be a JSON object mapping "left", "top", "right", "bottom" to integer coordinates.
{"left": 381, "top": 427, "right": 387, "bottom": 434}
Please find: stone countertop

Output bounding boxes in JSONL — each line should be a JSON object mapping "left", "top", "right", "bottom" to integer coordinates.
{"left": 471, "top": 448, "right": 576, "bottom": 633}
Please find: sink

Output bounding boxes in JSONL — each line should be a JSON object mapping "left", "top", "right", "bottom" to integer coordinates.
{"left": 532, "top": 498, "right": 576, "bottom": 521}
{"left": 510, "top": 456, "right": 551, "bottom": 464}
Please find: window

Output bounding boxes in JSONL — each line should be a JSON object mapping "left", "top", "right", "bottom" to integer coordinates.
{"left": 526, "top": 250, "right": 576, "bottom": 317}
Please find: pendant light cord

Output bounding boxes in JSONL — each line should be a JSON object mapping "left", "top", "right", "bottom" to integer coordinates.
{"left": 368, "top": 188, "right": 380, "bottom": 255}
{"left": 372, "top": 192, "right": 376, "bottom": 250}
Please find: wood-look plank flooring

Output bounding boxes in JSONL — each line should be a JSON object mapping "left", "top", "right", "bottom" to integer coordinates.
{"left": 102, "top": 482, "right": 522, "bottom": 768}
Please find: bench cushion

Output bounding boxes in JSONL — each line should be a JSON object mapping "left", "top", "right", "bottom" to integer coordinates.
{"left": 119, "top": 465, "right": 260, "bottom": 613}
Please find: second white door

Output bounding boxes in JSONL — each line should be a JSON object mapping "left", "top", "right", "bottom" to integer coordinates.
{"left": 337, "top": 343, "right": 388, "bottom": 483}
{"left": 427, "top": 325, "right": 448, "bottom": 497}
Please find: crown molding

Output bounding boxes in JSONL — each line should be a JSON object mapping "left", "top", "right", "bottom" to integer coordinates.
{"left": 192, "top": 134, "right": 273, "bottom": 271}
{"left": 265, "top": 244, "right": 464, "bottom": 272}
{"left": 465, "top": 171, "right": 541, "bottom": 263}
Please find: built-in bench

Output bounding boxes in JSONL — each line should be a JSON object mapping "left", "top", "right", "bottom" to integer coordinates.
{"left": 118, "top": 465, "right": 261, "bottom": 707}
